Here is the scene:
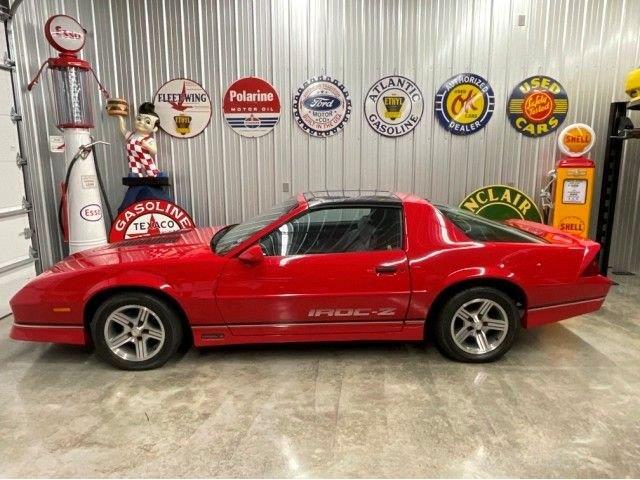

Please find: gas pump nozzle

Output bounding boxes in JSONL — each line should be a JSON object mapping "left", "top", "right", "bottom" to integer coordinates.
{"left": 77, "top": 141, "right": 110, "bottom": 159}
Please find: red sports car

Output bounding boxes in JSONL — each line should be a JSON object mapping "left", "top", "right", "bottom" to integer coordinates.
{"left": 9, "top": 191, "right": 612, "bottom": 370}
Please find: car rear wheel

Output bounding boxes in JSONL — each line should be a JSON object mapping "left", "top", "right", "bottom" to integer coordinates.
{"left": 91, "top": 293, "right": 182, "bottom": 370}
{"left": 434, "top": 287, "right": 519, "bottom": 362}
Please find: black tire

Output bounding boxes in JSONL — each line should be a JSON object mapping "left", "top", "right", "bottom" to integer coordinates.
{"left": 433, "top": 287, "right": 519, "bottom": 363}
{"left": 91, "top": 292, "right": 183, "bottom": 370}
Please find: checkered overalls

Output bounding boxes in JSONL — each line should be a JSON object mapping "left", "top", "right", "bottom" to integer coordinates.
{"left": 126, "top": 132, "right": 159, "bottom": 177}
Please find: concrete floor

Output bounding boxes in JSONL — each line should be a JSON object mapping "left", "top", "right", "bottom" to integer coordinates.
{"left": 1, "top": 274, "right": 640, "bottom": 478}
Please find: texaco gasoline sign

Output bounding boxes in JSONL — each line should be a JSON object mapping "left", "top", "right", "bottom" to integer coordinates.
{"left": 293, "top": 75, "right": 351, "bottom": 137}
{"left": 459, "top": 185, "right": 543, "bottom": 223}
{"left": 223, "top": 77, "right": 281, "bottom": 138}
{"left": 435, "top": 73, "right": 495, "bottom": 135}
{"left": 154, "top": 78, "right": 212, "bottom": 138}
{"left": 364, "top": 75, "right": 424, "bottom": 137}
{"left": 109, "top": 200, "right": 196, "bottom": 242}
{"left": 507, "top": 75, "right": 569, "bottom": 137}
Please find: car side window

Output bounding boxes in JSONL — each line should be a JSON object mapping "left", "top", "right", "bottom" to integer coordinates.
{"left": 260, "top": 207, "right": 402, "bottom": 256}
{"left": 437, "top": 205, "right": 544, "bottom": 243}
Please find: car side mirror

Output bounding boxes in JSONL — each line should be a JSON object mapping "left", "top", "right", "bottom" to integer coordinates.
{"left": 238, "top": 244, "right": 264, "bottom": 264}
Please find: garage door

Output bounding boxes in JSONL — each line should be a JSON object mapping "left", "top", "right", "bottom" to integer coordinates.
{"left": 0, "top": 18, "right": 36, "bottom": 317}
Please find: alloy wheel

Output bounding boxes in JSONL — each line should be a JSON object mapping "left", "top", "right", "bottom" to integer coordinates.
{"left": 450, "top": 298, "right": 509, "bottom": 355}
{"left": 103, "top": 305, "right": 165, "bottom": 362}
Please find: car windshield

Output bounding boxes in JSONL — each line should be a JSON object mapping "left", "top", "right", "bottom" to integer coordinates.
{"left": 213, "top": 198, "right": 299, "bottom": 254}
{"left": 436, "top": 204, "right": 545, "bottom": 243}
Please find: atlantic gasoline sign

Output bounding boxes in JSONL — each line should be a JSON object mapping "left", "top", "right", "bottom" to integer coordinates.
{"left": 459, "top": 185, "right": 543, "bottom": 223}
{"left": 293, "top": 75, "right": 351, "bottom": 137}
{"left": 223, "top": 77, "right": 281, "bottom": 138}
{"left": 154, "top": 78, "right": 212, "bottom": 139}
{"left": 364, "top": 75, "right": 424, "bottom": 137}
{"left": 109, "top": 200, "right": 196, "bottom": 242}
{"left": 434, "top": 73, "right": 495, "bottom": 135}
{"left": 507, "top": 75, "right": 569, "bottom": 137}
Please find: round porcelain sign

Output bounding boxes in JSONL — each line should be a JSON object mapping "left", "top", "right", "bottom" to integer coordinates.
{"left": 507, "top": 75, "right": 569, "bottom": 137}
{"left": 154, "top": 78, "right": 212, "bottom": 138}
{"left": 223, "top": 77, "right": 281, "bottom": 138}
{"left": 435, "top": 73, "right": 495, "bottom": 135}
{"left": 45, "top": 15, "right": 86, "bottom": 53}
{"left": 364, "top": 75, "right": 424, "bottom": 137}
{"left": 293, "top": 75, "right": 351, "bottom": 137}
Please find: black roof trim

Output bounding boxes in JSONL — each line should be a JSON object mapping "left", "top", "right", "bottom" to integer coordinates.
{"left": 303, "top": 190, "right": 401, "bottom": 207}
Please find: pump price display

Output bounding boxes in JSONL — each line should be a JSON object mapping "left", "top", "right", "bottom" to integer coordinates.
{"left": 562, "top": 179, "right": 587, "bottom": 204}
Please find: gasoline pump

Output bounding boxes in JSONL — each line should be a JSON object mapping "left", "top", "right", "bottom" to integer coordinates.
{"left": 27, "top": 15, "right": 111, "bottom": 254}
{"left": 548, "top": 123, "right": 597, "bottom": 239}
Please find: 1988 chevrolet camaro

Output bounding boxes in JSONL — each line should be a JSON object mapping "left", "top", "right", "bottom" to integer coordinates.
{"left": 10, "top": 191, "right": 612, "bottom": 370}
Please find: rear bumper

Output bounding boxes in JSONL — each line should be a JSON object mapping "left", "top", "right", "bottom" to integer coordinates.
{"left": 10, "top": 322, "right": 87, "bottom": 346}
{"left": 525, "top": 296, "right": 606, "bottom": 328}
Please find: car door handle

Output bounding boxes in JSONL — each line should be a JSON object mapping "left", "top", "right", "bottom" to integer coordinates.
{"left": 376, "top": 264, "right": 398, "bottom": 274}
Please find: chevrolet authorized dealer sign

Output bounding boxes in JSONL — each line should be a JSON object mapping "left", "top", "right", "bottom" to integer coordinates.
{"left": 223, "top": 77, "right": 281, "bottom": 137}
{"left": 459, "top": 185, "right": 543, "bottom": 223}
{"left": 435, "top": 73, "right": 495, "bottom": 135}
{"left": 109, "top": 200, "right": 195, "bottom": 242}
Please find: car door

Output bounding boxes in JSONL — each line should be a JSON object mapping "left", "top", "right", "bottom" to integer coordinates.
{"left": 215, "top": 205, "right": 411, "bottom": 335}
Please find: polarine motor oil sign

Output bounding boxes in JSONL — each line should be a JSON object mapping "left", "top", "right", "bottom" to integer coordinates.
{"left": 223, "top": 77, "right": 281, "bottom": 138}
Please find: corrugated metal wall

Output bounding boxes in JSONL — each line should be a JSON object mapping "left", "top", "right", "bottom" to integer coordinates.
{"left": 609, "top": 109, "right": 640, "bottom": 273}
{"left": 10, "top": 0, "right": 640, "bottom": 269}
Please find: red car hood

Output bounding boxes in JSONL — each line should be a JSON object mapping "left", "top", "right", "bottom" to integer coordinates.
{"left": 50, "top": 226, "right": 224, "bottom": 272}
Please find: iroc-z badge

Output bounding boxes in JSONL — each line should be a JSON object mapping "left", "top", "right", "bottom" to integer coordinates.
{"left": 293, "top": 75, "right": 351, "bottom": 137}
{"left": 364, "top": 75, "right": 424, "bottom": 137}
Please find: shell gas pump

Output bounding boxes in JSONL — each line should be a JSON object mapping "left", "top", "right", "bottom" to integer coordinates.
{"left": 550, "top": 123, "right": 596, "bottom": 239}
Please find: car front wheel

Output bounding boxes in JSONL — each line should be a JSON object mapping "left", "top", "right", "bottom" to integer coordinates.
{"left": 91, "top": 293, "right": 183, "bottom": 370}
{"left": 434, "top": 287, "right": 519, "bottom": 362}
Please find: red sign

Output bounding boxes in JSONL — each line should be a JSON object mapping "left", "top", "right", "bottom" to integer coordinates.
{"left": 109, "top": 200, "right": 195, "bottom": 242}
{"left": 223, "top": 77, "right": 281, "bottom": 137}
{"left": 44, "top": 15, "right": 86, "bottom": 53}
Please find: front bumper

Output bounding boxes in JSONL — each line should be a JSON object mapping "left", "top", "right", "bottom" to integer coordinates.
{"left": 10, "top": 322, "right": 87, "bottom": 346}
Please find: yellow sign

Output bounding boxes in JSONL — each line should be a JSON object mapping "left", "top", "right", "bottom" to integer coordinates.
{"left": 446, "top": 84, "right": 485, "bottom": 125}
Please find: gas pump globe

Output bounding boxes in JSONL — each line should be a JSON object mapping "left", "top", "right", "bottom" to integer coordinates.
{"left": 27, "top": 14, "right": 110, "bottom": 254}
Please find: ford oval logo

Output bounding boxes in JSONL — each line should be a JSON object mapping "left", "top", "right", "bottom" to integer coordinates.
{"left": 303, "top": 95, "right": 340, "bottom": 111}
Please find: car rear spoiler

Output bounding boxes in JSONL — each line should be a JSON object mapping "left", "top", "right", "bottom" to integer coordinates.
{"left": 505, "top": 219, "right": 602, "bottom": 276}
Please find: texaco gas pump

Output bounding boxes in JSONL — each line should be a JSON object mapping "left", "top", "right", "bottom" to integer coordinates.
{"left": 27, "top": 15, "right": 111, "bottom": 254}
{"left": 549, "top": 123, "right": 596, "bottom": 239}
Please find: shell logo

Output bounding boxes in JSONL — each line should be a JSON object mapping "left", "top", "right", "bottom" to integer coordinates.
{"left": 557, "top": 123, "right": 595, "bottom": 157}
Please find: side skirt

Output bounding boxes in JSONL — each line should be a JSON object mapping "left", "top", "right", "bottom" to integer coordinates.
{"left": 192, "top": 320, "right": 424, "bottom": 347}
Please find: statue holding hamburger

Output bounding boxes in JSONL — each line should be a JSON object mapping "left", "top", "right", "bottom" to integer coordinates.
{"left": 106, "top": 98, "right": 172, "bottom": 212}
{"left": 107, "top": 98, "right": 161, "bottom": 177}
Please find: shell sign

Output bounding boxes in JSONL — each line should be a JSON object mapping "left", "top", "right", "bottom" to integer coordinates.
{"left": 557, "top": 123, "right": 595, "bottom": 157}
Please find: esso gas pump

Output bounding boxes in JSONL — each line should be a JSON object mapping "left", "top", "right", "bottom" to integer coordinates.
{"left": 27, "top": 15, "right": 111, "bottom": 254}
{"left": 550, "top": 123, "right": 597, "bottom": 239}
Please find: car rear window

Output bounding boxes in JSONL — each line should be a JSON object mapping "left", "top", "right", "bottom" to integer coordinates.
{"left": 436, "top": 205, "right": 545, "bottom": 243}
